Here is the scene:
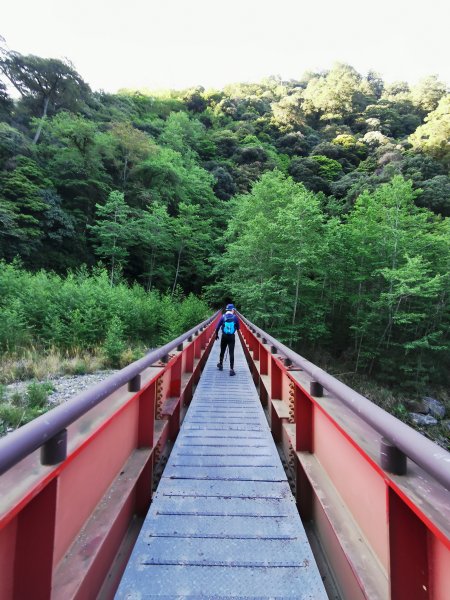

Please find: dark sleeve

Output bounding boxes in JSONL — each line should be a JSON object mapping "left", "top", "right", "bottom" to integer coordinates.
{"left": 234, "top": 316, "right": 240, "bottom": 330}
{"left": 215, "top": 316, "right": 224, "bottom": 334}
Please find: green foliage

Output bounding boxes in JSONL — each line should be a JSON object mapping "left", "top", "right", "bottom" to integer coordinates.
{"left": 0, "top": 262, "right": 210, "bottom": 355}
{"left": 310, "top": 155, "right": 343, "bottom": 180}
{"left": 212, "top": 173, "right": 450, "bottom": 389}
{"left": 409, "top": 95, "right": 450, "bottom": 166}
{"left": 302, "top": 63, "right": 374, "bottom": 121}
{"left": 0, "top": 123, "right": 29, "bottom": 161}
{"left": 0, "top": 156, "right": 51, "bottom": 258}
{"left": 0, "top": 380, "right": 54, "bottom": 434}
{"left": 90, "top": 190, "right": 132, "bottom": 285}
{"left": 172, "top": 293, "right": 211, "bottom": 335}
{"left": 417, "top": 176, "right": 450, "bottom": 217}
{"left": 0, "top": 404, "right": 25, "bottom": 432}
{"left": 0, "top": 48, "right": 91, "bottom": 143}
{"left": 103, "top": 316, "right": 126, "bottom": 367}
{"left": 1, "top": 43, "right": 449, "bottom": 396}
{"left": 411, "top": 76, "right": 447, "bottom": 114}
{"left": 26, "top": 381, "right": 54, "bottom": 409}
{"left": 211, "top": 170, "right": 325, "bottom": 344}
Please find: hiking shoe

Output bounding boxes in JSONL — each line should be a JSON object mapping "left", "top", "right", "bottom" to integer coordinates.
{"left": 230, "top": 369, "right": 236, "bottom": 376}
{"left": 217, "top": 362, "right": 223, "bottom": 371}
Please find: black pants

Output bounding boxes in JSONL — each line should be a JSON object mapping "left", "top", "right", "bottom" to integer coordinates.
{"left": 220, "top": 333, "right": 236, "bottom": 369}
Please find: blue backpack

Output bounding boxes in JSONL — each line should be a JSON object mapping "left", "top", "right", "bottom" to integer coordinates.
{"left": 223, "top": 315, "right": 236, "bottom": 335}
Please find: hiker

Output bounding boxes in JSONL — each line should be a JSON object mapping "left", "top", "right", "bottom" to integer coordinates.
{"left": 215, "top": 303, "right": 240, "bottom": 376}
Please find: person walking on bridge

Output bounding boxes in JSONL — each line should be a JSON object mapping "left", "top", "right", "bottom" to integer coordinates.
{"left": 215, "top": 304, "right": 240, "bottom": 376}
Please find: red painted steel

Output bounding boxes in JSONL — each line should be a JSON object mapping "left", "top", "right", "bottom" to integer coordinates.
{"left": 240, "top": 317, "right": 450, "bottom": 491}
{"left": 0, "top": 315, "right": 219, "bottom": 600}
{"left": 388, "top": 487, "right": 429, "bottom": 599}
{"left": 238, "top": 316, "right": 450, "bottom": 600}
{"left": 2, "top": 312, "right": 449, "bottom": 599}
{"left": 0, "top": 314, "right": 219, "bottom": 476}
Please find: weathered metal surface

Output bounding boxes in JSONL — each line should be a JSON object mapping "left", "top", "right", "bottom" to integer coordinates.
{"left": 240, "top": 316, "right": 450, "bottom": 599}
{"left": 0, "top": 316, "right": 219, "bottom": 600}
{"left": 0, "top": 313, "right": 219, "bottom": 476}
{"left": 238, "top": 313, "right": 450, "bottom": 491}
{"left": 116, "top": 339, "right": 327, "bottom": 599}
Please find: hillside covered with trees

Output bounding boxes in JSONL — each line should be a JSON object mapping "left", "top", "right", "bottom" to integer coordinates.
{"left": 1, "top": 44, "right": 449, "bottom": 401}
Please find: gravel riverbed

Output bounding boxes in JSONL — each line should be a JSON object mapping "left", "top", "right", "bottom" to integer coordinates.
{"left": 5, "top": 371, "right": 118, "bottom": 406}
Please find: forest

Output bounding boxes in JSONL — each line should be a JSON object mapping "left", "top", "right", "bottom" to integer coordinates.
{"left": 0, "top": 44, "right": 449, "bottom": 409}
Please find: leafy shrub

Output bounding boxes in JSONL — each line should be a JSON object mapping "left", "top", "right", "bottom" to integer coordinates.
{"left": 0, "top": 303, "right": 30, "bottom": 351}
{"left": 0, "top": 404, "right": 25, "bottom": 432}
{"left": 174, "top": 294, "right": 211, "bottom": 335}
{"left": 103, "top": 317, "right": 126, "bottom": 367}
{"left": 25, "top": 381, "right": 54, "bottom": 409}
{"left": 0, "top": 262, "right": 211, "bottom": 376}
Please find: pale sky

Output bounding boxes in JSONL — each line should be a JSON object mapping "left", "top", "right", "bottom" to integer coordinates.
{"left": 2, "top": 0, "right": 449, "bottom": 93}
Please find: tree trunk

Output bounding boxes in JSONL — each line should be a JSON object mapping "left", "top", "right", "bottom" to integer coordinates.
{"left": 122, "top": 153, "right": 129, "bottom": 190}
{"left": 32, "top": 95, "right": 50, "bottom": 145}
{"left": 289, "top": 266, "right": 301, "bottom": 346}
{"left": 110, "top": 206, "right": 119, "bottom": 287}
{"left": 110, "top": 254, "right": 115, "bottom": 287}
{"left": 146, "top": 248, "right": 155, "bottom": 292}
{"left": 172, "top": 246, "right": 183, "bottom": 297}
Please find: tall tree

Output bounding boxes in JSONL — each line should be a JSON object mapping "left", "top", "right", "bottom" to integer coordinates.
{"left": 134, "top": 203, "right": 173, "bottom": 291}
{"left": 106, "top": 121, "right": 153, "bottom": 190}
{"left": 90, "top": 191, "right": 132, "bottom": 285}
{"left": 212, "top": 171, "right": 324, "bottom": 342}
{"left": 171, "top": 202, "right": 211, "bottom": 295}
{"left": 0, "top": 157, "right": 50, "bottom": 259}
{"left": 411, "top": 76, "right": 447, "bottom": 115}
{"left": 409, "top": 95, "right": 450, "bottom": 166}
{"left": 0, "top": 47, "right": 91, "bottom": 143}
{"left": 340, "top": 176, "right": 448, "bottom": 381}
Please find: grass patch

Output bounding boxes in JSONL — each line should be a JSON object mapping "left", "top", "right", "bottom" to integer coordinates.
{"left": 0, "top": 346, "right": 147, "bottom": 436}
{"left": 26, "top": 381, "right": 55, "bottom": 409}
{"left": 0, "top": 348, "right": 107, "bottom": 384}
{"left": 0, "top": 381, "right": 55, "bottom": 435}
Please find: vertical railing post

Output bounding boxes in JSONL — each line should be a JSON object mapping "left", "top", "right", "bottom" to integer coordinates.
{"left": 170, "top": 356, "right": 182, "bottom": 397}
{"left": 186, "top": 339, "right": 195, "bottom": 373}
{"left": 295, "top": 385, "right": 313, "bottom": 452}
{"left": 253, "top": 339, "right": 260, "bottom": 361}
{"left": 388, "top": 488, "right": 429, "bottom": 599}
{"left": 260, "top": 346, "right": 268, "bottom": 375}
{"left": 137, "top": 382, "right": 155, "bottom": 449}
{"left": 194, "top": 331, "right": 201, "bottom": 359}
{"left": 13, "top": 478, "right": 58, "bottom": 600}
{"left": 271, "top": 359, "right": 282, "bottom": 400}
{"left": 294, "top": 384, "right": 314, "bottom": 520}
{"left": 199, "top": 327, "right": 205, "bottom": 350}
{"left": 136, "top": 381, "right": 156, "bottom": 514}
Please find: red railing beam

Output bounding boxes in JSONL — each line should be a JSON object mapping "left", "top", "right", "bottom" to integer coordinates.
{"left": 238, "top": 313, "right": 450, "bottom": 491}
{"left": 238, "top": 314, "right": 450, "bottom": 600}
{"left": 0, "top": 312, "right": 220, "bottom": 476}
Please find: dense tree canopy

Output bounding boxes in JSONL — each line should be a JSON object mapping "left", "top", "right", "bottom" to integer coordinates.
{"left": 0, "top": 46, "right": 449, "bottom": 390}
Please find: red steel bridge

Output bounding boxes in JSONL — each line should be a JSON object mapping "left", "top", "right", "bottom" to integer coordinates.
{"left": 0, "top": 312, "right": 449, "bottom": 599}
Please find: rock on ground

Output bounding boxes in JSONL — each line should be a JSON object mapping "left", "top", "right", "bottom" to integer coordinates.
{"left": 409, "top": 413, "right": 438, "bottom": 426}
{"left": 5, "top": 371, "right": 118, "bottom": 406}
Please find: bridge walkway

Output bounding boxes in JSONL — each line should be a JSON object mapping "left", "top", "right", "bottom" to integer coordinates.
{"left": 116, "top": 336, "right": 327, "bottom": 599}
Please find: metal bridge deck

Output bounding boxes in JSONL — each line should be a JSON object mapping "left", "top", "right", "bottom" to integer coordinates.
{"left": 116, "top": 338, "right": 327, "bottom": 599}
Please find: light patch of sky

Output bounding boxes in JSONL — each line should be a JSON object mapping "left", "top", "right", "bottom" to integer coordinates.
{"left": 2, "top": 0, "right": 449, "bottom": 93}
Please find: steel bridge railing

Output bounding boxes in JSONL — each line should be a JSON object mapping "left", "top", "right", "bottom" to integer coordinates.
{"left": 0, "top": 311, "right": 220, "bottom": 476}
{"left": 237, "top": 313, "right": 450, "bottom": 600}
{"left": 0, "top": 311, "right": 220, "bottom": 600}
{"left": 238, "top": 313, "right": 450, "bottom": 491}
